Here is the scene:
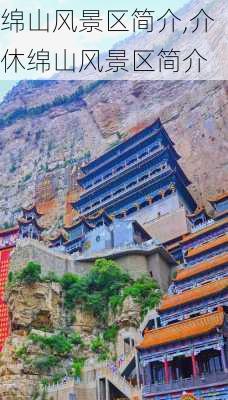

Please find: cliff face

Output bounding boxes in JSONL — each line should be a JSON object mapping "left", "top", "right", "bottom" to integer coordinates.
{"left": 0, "top": 0, "right": 227, "bottom": 227}
{"left": 0, "top": 282, "right": 63, "bottom": 399}
{"left": 0, "top": 273, "right": 143, "bottom": 399}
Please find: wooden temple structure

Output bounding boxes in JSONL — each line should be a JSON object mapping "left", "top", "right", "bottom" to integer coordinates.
{"left": 56, "top": 119, "right": 197, "bottom": 254}
{"left": 138, "top": 192, "right": 228, "bottom": 400}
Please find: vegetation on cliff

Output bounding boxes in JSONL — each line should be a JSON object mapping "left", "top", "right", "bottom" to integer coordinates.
{"left": 7, "top": 258, "right": 162, "bottom": 387}
{"left": 9, "top": 259, "right": 161, "bottom": 322}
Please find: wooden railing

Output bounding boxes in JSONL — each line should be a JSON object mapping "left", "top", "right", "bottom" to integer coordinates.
{"left": 83, "top": 143, "right": 164, "bottom": 194}
{"left": 143, "top": 371, "right": 228, "bottom": 395}
{"left": 80, "top": 164, "right": 171, "bottom": 215}
{"left": 98, "top": 365, "right": 139, "bottom": 399}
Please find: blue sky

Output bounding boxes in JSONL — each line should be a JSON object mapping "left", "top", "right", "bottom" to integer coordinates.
{"left": 0, "top": 0, "right": 189, "bottom": 101}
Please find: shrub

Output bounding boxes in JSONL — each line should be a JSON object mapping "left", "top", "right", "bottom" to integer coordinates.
{"left": 32, "top": 355, "right": 58, "bottom": 372}
{"left": 90, "top": 336, "right": 110, "bottom": 361}
{"left": 71, "top": 357, "right": 85, "bottom": 378}
{"left": 30, "top": 333, "right": 73, "bottom": 356}
{"left": 14, "top": 344, "right": 28, "bottom": 360}
{"left": 68, "top": 332, "right": 84, "bottom": 347}
{"left": 17, "top": 262, "right": 41, "bottom": 284}
{"left": 122, "top": 275, "right": 162, "bottom": 317}
{"left": 103, "top": 325, "right": 118, "bottom": 343}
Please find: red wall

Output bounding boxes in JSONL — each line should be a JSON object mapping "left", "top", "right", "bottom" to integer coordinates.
{"left": 0, "top": 248, "right": 12, "bottom": 351}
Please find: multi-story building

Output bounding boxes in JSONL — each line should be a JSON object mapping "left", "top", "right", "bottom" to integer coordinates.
{"left": 62, "top": 119, "right": 196, "bottom": 254}
{"left": 18, "top": 204, "right": 44, "bottom": 240}
{"left": 138, "top": 193, "right": 228, "bottom": 400}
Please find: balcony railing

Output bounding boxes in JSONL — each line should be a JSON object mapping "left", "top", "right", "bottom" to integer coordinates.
{"left": 191, "top": 219, "right": 215, "bottom": 233}
{"left": 143, "top": 371, "right": 228, "bottom": 395}
{"left": 80, "top": 163, "right": 171, "bottom": 215}
{"left": 83, "top": 143, "right": 164, "bottom": 194}
{"left": 83, "top": 127, "right": 162, "bottom": 176}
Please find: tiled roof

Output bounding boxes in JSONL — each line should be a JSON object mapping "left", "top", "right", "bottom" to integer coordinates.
{"left": 48, "top": 229, "right": 68, "bottom": 242}
{"left": 186, "top": 235, "right": 228, "bottom": 258}
{"left": 180, "top": 218, "right": 228, "bottom": 244}
{"left": 22, "top": 204, "right": 44, "bottom": 216}
{"left": 208, "top": 191, "right": 228, "bottom": 203}
{"left": 17, "top": 218, "right": 45, "bottom": 231}
{"left": 138, "top": 309, "right": 224, "bottom": 349}
{"left": 159, "top": 278, "right": 228, "bottom": 311}
{"left": 187, "top": 207, "right": 209, "bottom": 219}
{"left": 175, "top": 253, "right": 228, "bottom": 281}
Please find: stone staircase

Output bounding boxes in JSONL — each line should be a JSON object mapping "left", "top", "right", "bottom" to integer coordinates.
{"left": 45, "top": 350, "right": 141, "bottom": 399}
{"left": 118, "top": 349, "right": 136, "bottom": 375}
{"left": 98, "top": 365, "right": 140, "bottom": 400}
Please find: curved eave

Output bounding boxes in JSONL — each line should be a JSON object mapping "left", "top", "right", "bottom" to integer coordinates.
{"left": 22, "top": 204, "right": 44, "bottom": 217}
{"left": 159, "top": 278, "right": 228, "bottom": 312}
{"left": 80, "top": 119, "right": 177, "bottom": 177}
{"left": 18, "top": 218, "right": 45, "bottom": 231}
{"left": 187, "top": 207, "right": 209, "bottom": 221}
{"left": 48, "top": 234, "right": 67, "bottom": 243}
{"left": 175, "top": 253, "right": 228, "bottom": 282}
{"left": 77, "top": 145, "right": 174, "bottom": 197}
{"left": 137, "top": 309, "right": 224, "bottom": 350}
{"left": 208, "top": 191, "right": 228, "bottom": 204}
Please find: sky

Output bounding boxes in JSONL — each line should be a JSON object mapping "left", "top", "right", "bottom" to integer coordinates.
{"left": 0, "top": 0, "right": 189, "bottom": 101}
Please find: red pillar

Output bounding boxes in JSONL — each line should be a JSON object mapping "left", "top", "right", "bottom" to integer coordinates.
{"left": 191, "top": 353, "right": 198, "bottom": 377}
{"left": 164, "top": 359, "right": 169, "bottom": 384}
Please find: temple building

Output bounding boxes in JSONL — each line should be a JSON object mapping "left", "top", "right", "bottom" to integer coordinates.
{"left": 18, "top": 204, "right": 45, "bottom": 240}
{"left": 137, "top": 195, "right": 228, "bottom": 400}
{"left": 61, "top": 119, "right": 197, "bottom": 254}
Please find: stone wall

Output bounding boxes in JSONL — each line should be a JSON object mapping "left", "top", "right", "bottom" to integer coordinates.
{"left": 147, "top": 253, "right": 172, "bottom": 292}
{"left": 10, "top": 239, "right": 174, "bottom": 291}
{"left": 47, "top": 382, "right": 97, "bottom": 400}
{"left": 144, "top": 207, "right": 190, "bottom": 242}
{"left": 10, "top": 239, "right": 91, "bottom": 277}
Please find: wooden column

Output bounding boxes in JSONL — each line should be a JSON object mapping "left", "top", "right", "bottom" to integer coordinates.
{"left": 191, "top": 352, "right": 198, "bottom": 377}
{"left": 144, "top": 363, "right": 151, "bottom": 385}
{"left": 220, "top": 345, "right": 228, "bottom": 372}
{"left": 164, "top": 359, "right": 169, "bottom": 384}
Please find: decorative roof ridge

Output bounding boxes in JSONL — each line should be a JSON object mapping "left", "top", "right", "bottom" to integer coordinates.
{"left": 186, "top": 233, "right": 228, "bottom": 258}
{"left": 180, "top": 217, "right": 228, "bottom": 244}
{"left": 18, "top": 217, "right": 45, "bottom": 230}
{"left": 159, "top": 277, "right": 228, "bottom": 311}
{"left": 47, "top": 229, "right": 68, "bottom": 242}
{"left": 22, "top": 203, "right": 44, "bottom": 216}
{"left": 187, "top": 206, "right": 209, "bottom": 219}
{"left": 137, "top": 308, "right": 224, "bottom": 349}
{"left": 208, "top": 191, "right": 228, "bottom": 203}
{"left": 175, "top": 253, "right": 228, "bottom": 281}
